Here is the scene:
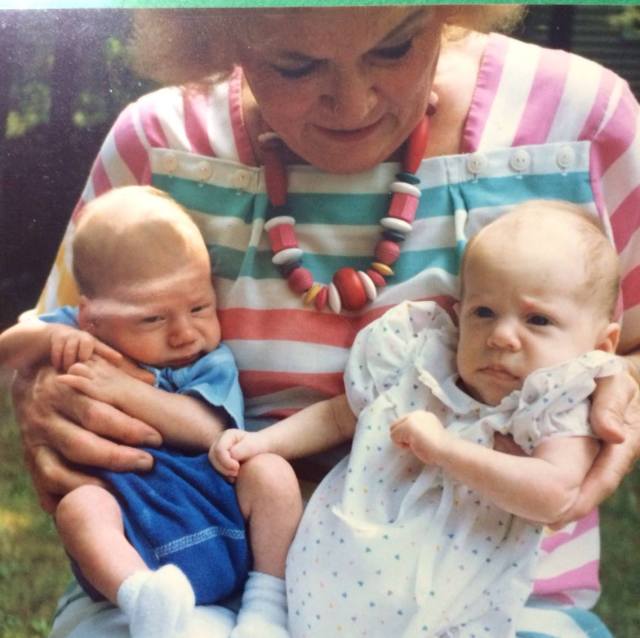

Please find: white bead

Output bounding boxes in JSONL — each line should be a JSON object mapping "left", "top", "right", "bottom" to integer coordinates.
{"left": 264, "top": 216, "right": 296, "bottom": 231}
{"left": 380, "top": 217, "right": 412, "bottom": 234}
{"left": 390, "top": 181, "right": 421, "bottom": 198}
{"left": 195, "top": 160, "right": 213, "bottom": 181}
{"left": 272, "top": 247, "right": 303, "bottom": 265}
{"left": 328, "top": 283, "right": 342, "bottom": 314}
{"left": 509, "top": 149, "right": 531, "bottom": 173}
{"left": 358, "top": 271, "right": 377, "bottom": 301}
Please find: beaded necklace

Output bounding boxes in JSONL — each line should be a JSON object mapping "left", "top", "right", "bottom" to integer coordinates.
{"left": 261, "top": 114, "right": 430, "bottom": 313}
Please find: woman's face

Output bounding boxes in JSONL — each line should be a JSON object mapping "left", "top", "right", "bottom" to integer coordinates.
{"left": 237, "top": 7, "right": 444, "bottom": 174}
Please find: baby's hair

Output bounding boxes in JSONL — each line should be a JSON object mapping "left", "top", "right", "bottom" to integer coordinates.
{"left": 461, "top": 200, "right": 620, "bottom": 320}
{"left": 72, "top": 185, "right": 208, "bottom": 298}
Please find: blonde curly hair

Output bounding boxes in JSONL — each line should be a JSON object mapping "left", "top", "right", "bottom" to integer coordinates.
{"left": 130, "top": 5, "right": 524, "bottom": 87}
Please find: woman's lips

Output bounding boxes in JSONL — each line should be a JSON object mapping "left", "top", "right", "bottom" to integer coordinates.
{"left": 313, "top": 119, "right": 382, "bottom": 143}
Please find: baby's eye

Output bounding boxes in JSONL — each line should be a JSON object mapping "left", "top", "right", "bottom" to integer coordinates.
{"left": 191, "top": 304, "right": 210, "bottom": 314}
{"left": 527, "top": 314, "right": 552, "bottom": 326}
{"left": 271, "top": 61, "right": 319, "bottom": 79}
{"left": 473, "top": 306, "right": 494, "bottom": 318}
{"left": 141, "top": 315, "right": 163, "bottom": 325}
{"left": 373, "top": 39, "right": 413, "bottom": 60}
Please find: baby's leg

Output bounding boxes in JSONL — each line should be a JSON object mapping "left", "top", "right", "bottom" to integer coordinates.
{"left": 231, "top": 453, "right": 302, "bottom": 638}
{"left": 56, "top": 484, "right": 194, "bottom": 638}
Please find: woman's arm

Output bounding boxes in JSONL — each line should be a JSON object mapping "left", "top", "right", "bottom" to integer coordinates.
{"left": 390, "top": 410, "right": 599, "bottom": 524}
{"left": 58, "top": 357, "right": 228, "bottom": 450}
{"left": 211, "top": 394, "right": 357, "bottom": 478}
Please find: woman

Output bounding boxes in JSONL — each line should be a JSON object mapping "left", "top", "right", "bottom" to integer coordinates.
{"left": 13, "top": 5, "right": 640, "bottom": 637}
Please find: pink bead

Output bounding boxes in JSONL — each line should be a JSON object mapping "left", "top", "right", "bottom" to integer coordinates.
{"left": 314, "top": 286, "right": 328, "bottom": 311}
{"left": 268, "top": 224, "right": 298, "bottom": 253}
{"left": 366, "top": 268, "right": 386, "bottom": 287}
{"left": 375, "top": 239, "right": 401, "bottom": 265}
{"left": 263, "top": 148, "right": 288, "bottom": 207}
{"left": 333, "top": 267, "right": 367, "bottom": 311}
{"left": 388, "top": 192, "right": 419, "bottom": 223}
{"left": 403, "top": 116, "right": 429, "bottom": 174}
{"left": 288, "top": 267, "right": 313, "bottom": 294}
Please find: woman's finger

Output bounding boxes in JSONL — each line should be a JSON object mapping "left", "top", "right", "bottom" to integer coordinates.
{"left": 590, "top": 373, "right": 636, "bottom": 443}
{"left": 93, "top": 341, "right": 123, "bottom": 365}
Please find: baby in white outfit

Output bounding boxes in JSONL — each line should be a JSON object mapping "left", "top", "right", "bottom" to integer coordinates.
{"left": 211, "top": 199, "right": 622, "bottom": 638}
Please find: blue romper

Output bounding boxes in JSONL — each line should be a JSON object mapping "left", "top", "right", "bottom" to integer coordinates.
{"left": 40, "top": 306, "right": 250, "bottom": 605}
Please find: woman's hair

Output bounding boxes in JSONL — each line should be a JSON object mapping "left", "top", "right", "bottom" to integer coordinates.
{"left": 130, "top": 5, "right": 525, "bottom": 87}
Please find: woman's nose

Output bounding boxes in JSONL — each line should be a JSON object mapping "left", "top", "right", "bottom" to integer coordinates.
{"left": 487, "top": 321, "right": 521, "bottom": 351}
{"left": 320, "top": 67, "right": 378, "bottom": 123}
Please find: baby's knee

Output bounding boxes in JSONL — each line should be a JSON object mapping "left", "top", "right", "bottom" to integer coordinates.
{"left": 55, "top": 484, "right": 117, "bottom": 536}
{"left": 236, "top": 454, "right": 300, "bottom": 506}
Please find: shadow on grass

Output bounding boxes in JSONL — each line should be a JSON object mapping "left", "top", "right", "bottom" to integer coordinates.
{"left": 0, "top": 377, "right": 638, "bottom": 637}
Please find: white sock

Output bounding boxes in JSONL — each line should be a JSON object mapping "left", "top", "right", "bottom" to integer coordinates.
{"left": 231, "top": 571, "right": 289, "bottom": 638}
{"left": 117, "top": 565, "right": 195, "bottom": 638}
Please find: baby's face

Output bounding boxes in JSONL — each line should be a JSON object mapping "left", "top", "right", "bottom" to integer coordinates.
{"left": 84, "top": 258, "right": 220, "bottom": 368}
{"left": 456, "top": 236, "right": 612, "bottom": 406}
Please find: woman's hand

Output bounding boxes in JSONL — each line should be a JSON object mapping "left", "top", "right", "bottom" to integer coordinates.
{"left": 12, "top": 363, "right": 163, "bottom": 513}
{"left": 551, "top": 369, "right": 640, "bottom": 527}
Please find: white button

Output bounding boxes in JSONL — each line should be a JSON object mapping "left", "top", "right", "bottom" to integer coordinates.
{"left": 161, "top": 153, "right": 178, "bottom": 174}
{"left": 466, "top": 152, "right": 488, "bottom": 176}
{"left": 509, "top": 149, "right": 531, "bottom": 173}
{"left": 195, "top": 161, "right": 213, "bottom": 181}
{"left": 556, "top": 145, "right": 575, "bottom": 170}
{"left": 231, "top": 172, "right": 250, "bottom": 189}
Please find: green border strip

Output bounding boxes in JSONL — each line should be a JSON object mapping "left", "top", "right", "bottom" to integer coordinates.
{"left": 2, "top": 0, "right": 640, "bottom": 9}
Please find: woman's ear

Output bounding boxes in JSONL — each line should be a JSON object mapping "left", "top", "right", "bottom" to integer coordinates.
{"left": 596, "top": 322, "right": 621, "bottom": 354}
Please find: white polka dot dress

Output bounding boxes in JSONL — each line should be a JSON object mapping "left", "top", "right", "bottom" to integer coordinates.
{"left": 286, "top": 301, "right": 619, "bottom": 638}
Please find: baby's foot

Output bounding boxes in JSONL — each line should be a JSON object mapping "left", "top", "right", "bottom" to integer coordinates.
{"left": 117, "top": 564, "right": 195, "bottom": 638}
{"left": 231, "top": 571, "right": 289, "bottom": 638}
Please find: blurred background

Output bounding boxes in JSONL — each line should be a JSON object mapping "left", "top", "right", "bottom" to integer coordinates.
{"left": 1, "top": 5, "right": 639, "bottom": 637}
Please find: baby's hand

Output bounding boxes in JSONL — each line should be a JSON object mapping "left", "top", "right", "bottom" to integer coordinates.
{"left": 209, "top": 430, "right": 267, "bottom": 480}
{"left": 57, "top": 356, "right": 131, "bottom": 406}
{"left": 390, "top": 411, "right": 450, "bottom": 465}
{"left": 50, "top": 325, "right": 122, "bottom": 372}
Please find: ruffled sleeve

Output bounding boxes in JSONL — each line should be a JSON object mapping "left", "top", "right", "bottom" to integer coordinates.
{"left": 344, "top": 301, "right": 455, "bottom": 416}
{"left": 510, "top": 351, "right": 621, "bottom": 454}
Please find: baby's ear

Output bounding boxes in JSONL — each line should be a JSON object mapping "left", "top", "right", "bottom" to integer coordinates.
{"left": 596, "top": 322, "right": 621, "bottom": 354}
{"left": 77, "top": 296, "right": 94, "bottom": 331}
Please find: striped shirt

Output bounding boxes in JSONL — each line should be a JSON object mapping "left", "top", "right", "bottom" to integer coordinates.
{"left": 38, "top": 33, "right": 640, "bottom": 612}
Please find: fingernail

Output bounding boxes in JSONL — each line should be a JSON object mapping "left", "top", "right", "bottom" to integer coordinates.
{"left": 135, "top": 456, "right": 153, "bottom": 471}
{"left": 143, "top": 433, "right": 162, "bottom": 446}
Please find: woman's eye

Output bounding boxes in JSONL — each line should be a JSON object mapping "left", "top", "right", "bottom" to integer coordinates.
{"left": 271, "top": 61, "right": 319, "bottom": 79}
{"left": 473, "top": 306, "right": 494, "bottom": 318}
{"left": 528, "top": 314, "right": 552, "bottom": 326}
{"left": 374, "top": 39, "right": 413, "bottom": 60}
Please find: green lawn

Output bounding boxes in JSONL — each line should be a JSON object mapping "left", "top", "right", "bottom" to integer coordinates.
{"left": 0, "top": 378, "right": 638, "bottom": 637}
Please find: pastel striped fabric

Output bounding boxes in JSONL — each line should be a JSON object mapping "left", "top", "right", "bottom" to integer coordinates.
{"left": 39, "top": 33, "right": 638, "bottom": 634}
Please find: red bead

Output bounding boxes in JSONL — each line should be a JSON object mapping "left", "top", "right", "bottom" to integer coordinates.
{"left": 263, "top": 148, "right": 288, "bottom": 207}
{"left": 403, "top": 116, "right": 429, "bottom": 174}
{"left": 288, "top": 267, "right": 313, "bottom": 293}
{"left": 332, "top": 267, "right": 368, "bottom": 311}
{"left": 366, "top": 268, "right": 386, "bottom": 287}
{"left": 388, "top": 192, "right": 419, "bottom": 224}
{"left": 314, "top": 286, "right": 328, "bottom": 311}
{"left": 374, "top": 239, "right": 401, "bottom": 265}
{"left": 268, "top": 223, "right": 298, "bottom": 253}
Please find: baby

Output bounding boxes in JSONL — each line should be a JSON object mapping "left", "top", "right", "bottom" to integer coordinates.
{"left": 0, "top": 186, "right": 301, "bottom": 638}
{"left": 211, "top": 200, "right": 621, "bottom": 638}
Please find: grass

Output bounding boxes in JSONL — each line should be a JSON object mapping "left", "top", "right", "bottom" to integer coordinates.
{"left": 0, "top": 377, "right": 638, "bottom": 638}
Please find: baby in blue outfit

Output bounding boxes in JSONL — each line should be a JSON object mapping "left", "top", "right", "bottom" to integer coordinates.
{"left": 0, "top": 186, "right": 301, "bottom": 638}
